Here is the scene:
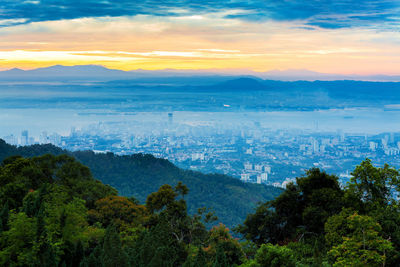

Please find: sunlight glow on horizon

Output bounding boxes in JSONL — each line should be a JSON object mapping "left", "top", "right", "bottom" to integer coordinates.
{"left": 1, "top": 11, "right": 400, "bottom": 75}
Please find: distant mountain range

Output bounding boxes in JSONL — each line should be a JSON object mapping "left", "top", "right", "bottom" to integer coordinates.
{"left": 1, "top": 64, "right": 400, "bottom": 82}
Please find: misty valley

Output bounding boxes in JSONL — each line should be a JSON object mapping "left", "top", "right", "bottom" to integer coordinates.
{"left": 2, "top": 75, "right": 400, "bottom": 188}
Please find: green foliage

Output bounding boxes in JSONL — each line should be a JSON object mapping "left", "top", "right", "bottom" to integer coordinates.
{"left": 89, "top": 195, "right": 148, "bottom": 230}
{"left": 3, "top": 143, "right": 400, "bottom": 266}
{"left": 131, "top": 220, "right": 187, "bottom": 266}
{"left": 212, "top": 244, "right": 229, "bottom": 267}
{"left": 253, "top": 243, "right": 295, "bottom": 267}
{"left": 207, "top": 224, "right": 245, "bottom": 266}
{"left": 102, "top": 225, "right": 130, "bottom": 267}
{"left": 84, "top": 245, "right": 104, "bottom": 267}
{"left": 238, "top": 159, "right": 400, "bottom": 265}
{"left": 0, "top": 153, "right": 117, "bottom": 211}
{"left": 346, "top": 158, "right": 400, "bottom": 209}
{"left": 237, "top": 168, "right": 343, "bottom": 246}
{"left": 0, "top": 201, "right": 9, "bottom": 233}
{"left": 0, "top": 211, "right": 37, "bottom": 266}
{"left": 327, "top": 213, "right": 393, "bottom": 266}
{"left": 183, "top": 246, "right": 208, "bottom": 267}
{"left": 0, "top": 140, "right": 282, "bottom": 228}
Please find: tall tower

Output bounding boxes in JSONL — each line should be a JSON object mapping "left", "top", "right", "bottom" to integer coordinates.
{"left": 168, "top": 113, "right": 173, "bottom": 124}
{"left": 21, "top": 130, "right": 28, "bottom": 146}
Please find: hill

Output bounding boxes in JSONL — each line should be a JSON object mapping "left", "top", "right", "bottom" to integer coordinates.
{"left": 0, "top": 139, "right": 282, "bottom": 227}
{"left": 1, "top": 64, "right": 400, "bottom": 82}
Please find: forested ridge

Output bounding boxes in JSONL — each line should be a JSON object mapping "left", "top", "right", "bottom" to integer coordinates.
{"left": 0, "top": 139, "right": 282, "bottom": 228}
{"left": 1, "top": 140, "right": 400, "bottom": 266}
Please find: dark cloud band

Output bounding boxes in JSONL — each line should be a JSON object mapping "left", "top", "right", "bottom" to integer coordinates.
{"left": 0, "top": 0, "right": 399, "bottom": 29}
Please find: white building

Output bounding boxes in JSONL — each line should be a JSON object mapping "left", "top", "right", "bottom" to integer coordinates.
{"left": 191, "top": 153, "right": 205, "bottom": 161}
{"left": 241, "top": 173, "right": 250, "bottom": 182}
{"left": 260, "top": 173, "right": 268, "bottom": 182}
{"left": 264, "top": 166, "right": 271, "bottom": 174}
{"left": 254, "top": 164, "right": 263, "bottom": 171}
{"left": 244, "top": 162, "right": 253, "bottom": 171}
{"left": 369, "top": 141, "right": 378, "bottom": 151}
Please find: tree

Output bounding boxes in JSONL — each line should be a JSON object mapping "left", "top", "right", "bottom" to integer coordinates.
{"left": 88, "top": 195, "right": 147, "bottom": 230}
{"left": 236, "top": 202, "right": 282, "bottom": 245}
{"left": 84, "top": 245, "right": 104, "bottom": 267}
{"left": 0, "top": 201, "right": 9, "bottom": 233}
{"left": 192, "top": 247, "right": 207, "bottom": 267}
{"left": 346, "top": 159, "right": 400, "bottom": 210}
{"left": 327, "top": 213, "right": 393, "bottom": 267}
{"left": 102, "top": 225, "right": 130, "bottom": 267}
{"left": 253, "top": 243, "right": 295, "bottom": 267}
{"left": 72, "top": 240, "right": 85, "bottom": 267}
{"left": 0, "top": 211, "right": 37, "bottom": 266}
{"left": 212, "top": 244, "right": 229, "bottom": 267}
{"left": 146, "top": 183, "right": 209, "bottom": 246}
{"left": 238, "top": 168, "right": 343, "bottom": 245}
{"left": 131, "top": 220, "right": 186, "bottom": 267}
{"left": 207, "top": 224, "right": 244, "bottom": 266}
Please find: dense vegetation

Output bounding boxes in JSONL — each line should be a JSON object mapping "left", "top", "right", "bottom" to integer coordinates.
{"left": 2, "top": 153, "right": 400, "bottom": 266}
{"left": 0, "top": 139, "right": 281, "bottom": 228}
{"left": 0, "top": 153, "right": 242, "bottom": 266}
{"left": 237, "top": 159, "right": 400, "bottom": 266}
{"left": 2, "top": 139, "right": 400, "bottom": 266}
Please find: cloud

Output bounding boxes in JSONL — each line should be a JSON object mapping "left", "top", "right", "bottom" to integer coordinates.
{"left": 0, "top": 0, "right": 399, "bottom": 29}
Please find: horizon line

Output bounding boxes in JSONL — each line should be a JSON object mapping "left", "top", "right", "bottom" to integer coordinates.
{"left": 1, "top": 64, "right": 400, "bottom": 77}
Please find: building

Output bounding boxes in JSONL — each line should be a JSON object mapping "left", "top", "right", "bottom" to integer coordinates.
{"left": 257, "top": 173, "right": 268, "bottom": 184}
{"left": 168, "top": 113, "right": 173, "bottom": 124}
{"left": 3, "top": 134, "right": 17, "bottom": 145}
{"left": 40, "top": 131, "right": 48, "bottom": 144}
{"left": 241, "top": 173, "right": 250, "bottom": 182}
{"left": 21, "top": 130, "right": 28, "bottom": 146}
{"left": 264, "top": 166, "right": 271, "bottom": 174}
{"left": 254, "top": 164, "right": 263, "bottom": 171}
{"left": 244, "top": 162, "right": 252, "bottom": 171}
{"left": 260, "top": 173, "right": 268, "bottom": 182}
{"left": 191, "top": 153, "right": 205, "bottom": 161}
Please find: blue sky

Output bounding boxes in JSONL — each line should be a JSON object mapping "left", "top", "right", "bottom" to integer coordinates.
{"left": 0, "top": 0, "right": 399, "bottom": 73}
{"left": 1, "top": 0, "right": 398, "bottom": 28}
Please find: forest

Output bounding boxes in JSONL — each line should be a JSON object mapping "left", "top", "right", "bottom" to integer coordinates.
{"left": 0, "top": 139, "right": 281, "bottom": 228}
{"left": 1, "top": 143, "right": 400, "bottom": 266}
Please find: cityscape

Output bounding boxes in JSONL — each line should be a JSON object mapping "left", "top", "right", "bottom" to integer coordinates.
{"left": 4, "top": 112, "right": 400, "bottom": 188}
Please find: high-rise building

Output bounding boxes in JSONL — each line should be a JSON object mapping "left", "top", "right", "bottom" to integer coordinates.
{"left": 369, "top": 141, "right": 378, "bottom": 151}
{"left": 245, "top": 148, "right": 253, "bottom": 154}
{"left": 390, "top": 132, "right": 395, "bottom": 144}
{"left": 21, "top": 130, "right": 28, "bottom": 146}
{"left": 3, "top": 134, "right": 17, "bottom": 145}
{"left": 241, "top": 173, "right": 250, "bottom": 182}
{"left": 264, "top": 166, "right": 271, "bottom": 174}
{"left": 258, "top": 173, "right": 268, "bottom": 183}
{"left": 40, "top": 131, "right": 48, "bottom": 144}
{"left": 382, "top": 137, "right": 388, "bottom": 149}
{"left": 168, "top": 113, "right": 173, "bottom": 124}
{"left": 29, "top": 137, "right": 35, "bottom": 145}
{"left": 244, "top": 162, "right": 252, "bottom": 170}
{"left": 254, "top": 164, "right": 263, "bottom": 171}
{"left": 70, "top": 127, "right": 76, "bottom": 137}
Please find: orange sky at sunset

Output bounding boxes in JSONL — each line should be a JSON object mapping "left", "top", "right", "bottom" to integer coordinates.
{"left": 1, "top": 3, "right": 400, "bottom": 75}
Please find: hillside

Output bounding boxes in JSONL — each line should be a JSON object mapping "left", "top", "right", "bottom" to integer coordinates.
{"left": 0, "top": 139, "right": 282, "bottom": 227}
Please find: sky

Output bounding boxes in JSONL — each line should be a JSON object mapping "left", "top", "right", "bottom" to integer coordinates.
{"left": 0, "top": 0, "right": 400, "bottom": 74}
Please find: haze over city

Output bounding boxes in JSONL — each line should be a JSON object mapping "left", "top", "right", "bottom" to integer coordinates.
{"left": 3, "top": 1, "right": 400, "bottom": 266}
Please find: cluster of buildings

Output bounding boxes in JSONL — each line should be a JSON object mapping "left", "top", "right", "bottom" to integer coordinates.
{"left": 240, "top": 163, "right": 271, "bottom": 184}
{"left": 4, "top": 119, "right": 400, "bottom": 188}
{"left": 3, "top": 131, "right": 62, "bottom": 147}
